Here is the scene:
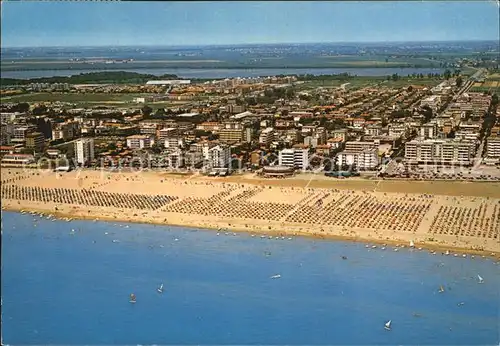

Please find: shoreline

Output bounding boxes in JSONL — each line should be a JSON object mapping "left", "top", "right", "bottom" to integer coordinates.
{"left": 2, "top": 168, "right": 499, "bottom": 259}
{"left": 3, "top": 204, "right": 499, "bottom": 260}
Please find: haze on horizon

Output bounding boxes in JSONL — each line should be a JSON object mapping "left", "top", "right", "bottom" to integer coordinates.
{"left": 1, "top": 1, "right": 499, "bottom": 48}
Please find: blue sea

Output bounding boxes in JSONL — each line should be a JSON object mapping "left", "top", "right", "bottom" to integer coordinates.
{"left": 2, "top": 211, "right": 499, "bottom": 345}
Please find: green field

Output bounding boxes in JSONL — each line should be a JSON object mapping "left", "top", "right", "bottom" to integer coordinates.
{"left": 299, "top": 76, "right": 440, "bottom": 90}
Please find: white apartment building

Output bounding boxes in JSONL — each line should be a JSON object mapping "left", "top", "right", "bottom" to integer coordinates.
{"left": 278, "top": 148, "right": 295, "bottom": 167}
{"left": 126, "top": 135, "right": 153, "bottom": 149}
{"left": 404, "top": 139, "right": 475, "bottom": 166}
{"left": 486, "top": 135, "right": 500, "bottom": 164}
{"left": 344, "top": 141, "right": 377, "bottom": 153}
{"left": 278, "top": 148, "right": 309, "bottom": 170}
{"left": 139, "top": 124, "right": 158, "bottom": 136}
{"left": 331, "top": 129, "right": 347, "bottom": 142}
{"left": 365, "top": 124, "right": 382, "bottom": 136}
{"left": 1, "top": 112, "right": 19, "bottom": 123}
{"left": 166, "top": 148, "right": 185, "bottom": 168}
{"left": 52, "top": 121, "right": 79, "bottom": 141}
{"left": 388, "top": 123, "right": 408, "bottom": 138}
{"left": 418, "top": 122, "right": 438, "bottom": 140}
{"left": 336, "top": 149, "right": 379, "bottom": 170}
{"left": 420, "top": 95, "right": 441, "bottom": 111}
{"left": 13, "top": 126, "right": 37, "bottom": 141}
{"left": 164, "top": 137, "right": 184, "bottom": 149}
{"left": 207, "top": 144, "right": 231, "bottom": 169}
{"left": 259, "top": 127, "right": 275, "bottom": 146}
{"left": 158, "top": 128, "right": 183, "bottom": 148}
{"left": 74, "top": 138, "right": 95, "bottom": 166}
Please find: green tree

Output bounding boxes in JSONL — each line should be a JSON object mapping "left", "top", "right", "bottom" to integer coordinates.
{"left": 456, "top": 76, "right": 463, "bottom": 88}
{"left": 141, "top": 105, "right": 153, "bottom": 118}
{"left": 492, "top": 93, "right": 498, "bottom": 106}
{"left": 154, "top": 108, "right": 166, "bottom": 117}
{"left": 443, "top": 69, "right": 452, "bottom": 80}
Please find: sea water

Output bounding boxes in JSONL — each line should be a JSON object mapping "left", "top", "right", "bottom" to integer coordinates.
{"left": 1, "top": 211, "right": 499, "bottom": 345}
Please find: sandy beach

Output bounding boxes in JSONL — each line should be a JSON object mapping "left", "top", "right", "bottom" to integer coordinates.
{"left": 2, "top": 168, "right": 499, "bottom": 257}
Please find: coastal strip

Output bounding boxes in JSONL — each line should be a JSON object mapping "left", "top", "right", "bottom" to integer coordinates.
{"left": 2, "top": 168, "right": 499, "bottom": 257}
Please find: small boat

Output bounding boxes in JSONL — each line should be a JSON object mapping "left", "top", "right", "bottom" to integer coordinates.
{"left": 445, "top": 250, "right": 450, "bottom": 255}
{"left": 438, "top": 285, "right": 445, "bottom": 293}
{"left": 409, "top": 240, "right": 415, "bottom": 248}
{"left": 384, "top": 320, "right": 392, "bottom": 331}
{"left": 477, "top": 275, "right": 484, "bottom": 284}
{"left": 129, "top": 293, "right": 136, "bottom": 304}
{"left": 341, "top": 256, "right": 348, "bottom": 260}
{"left": 157, "top": 283, "right": 164, "bottom": 294}
{"left": 270, "top": 274, "right": 281, "bottom": 279}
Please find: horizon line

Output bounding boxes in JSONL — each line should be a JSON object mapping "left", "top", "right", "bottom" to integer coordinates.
{"left": 2, "top": 39, "right": 498, "bottom": 49}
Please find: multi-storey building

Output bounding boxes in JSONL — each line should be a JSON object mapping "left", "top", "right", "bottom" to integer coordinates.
{"left": 158, "top": 128, "right": 183, "bottom": 148}
{"left": 243, "top": 127, "right": 254, "bottom": 143}
{"left": 207, "top": 144, "right": 231, "bottom": 169}
{"left": 126, "top": 135, "right": 153, "bottom": 149}
{"left": 1, "top": 123, "right": 13, "bottom": 145}
{"left": 365, "top": 124, "right": 382, "bottom": 136}
{"left": 74, "top": 138, "right": 95, "bottom": 166}
{"left": 13, "top": 125, "right": 37, "bottom": 142}
{"left": 165, "top": 148, "right": 185, "bottom": 168}
{"left": 158, "top": 127, "right": 179, "bottom": 142}
{"left": 418, "top": 122, "right": 438, "bottom": 140}
{"left": 52, "top": 121, "right": 80, "bottom": 141}
{"left": 404, "top": 139, "right": 475, "bottom": 166}
{"left": 420, "top": 95, "right": 441, "bottom": 111}
{"left": 139, "top": 124, "right": 158, "bottom": 136}
{"left": 259, "top": 127, "right": 275, "bottom": 146}
{"left": 184, "top": 150, "right": 204, "bottom": 168}
{"left": 344, "top": 141, "right": 377, "bottom": 153}
{"left": 332, "top": 129, "right": 347, "bottom": 142}
{"left": 219, "top": 128, "right": 244, "bottom": 143}
{"left": 485, "top": 135, "right": 500, "bottom": 165}
{"left": 336, "top": 149, "right": 379, "bottom": 170}
{"left": 278, "top": 147, "right": 309, "bottom": 170}
{"left": 196, "top": 122, "right": 220, "bottom": 132}
{"left": 25, "top": 132, "right": 45, "bottom": 152}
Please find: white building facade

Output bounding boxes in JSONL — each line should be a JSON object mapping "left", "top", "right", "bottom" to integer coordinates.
{"left": 278, "top": 148, "right": 309, "bottom": 170}
{"left": 126, "top": 135, "right": 153, "bottom": 149}
{"left": 206, "top": 145, "right": 231, "bottom": 169}
{"left": 74, "top": 138, "right": 95, "bottom": 166}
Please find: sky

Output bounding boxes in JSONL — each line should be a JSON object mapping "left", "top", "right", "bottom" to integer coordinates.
{"left": 1, "top": 1, "right": 499, "bottom": 47}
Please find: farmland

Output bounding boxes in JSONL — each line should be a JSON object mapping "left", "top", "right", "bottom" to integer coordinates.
{"left": 469, "top": 72, "right": 500, "bottom": 94}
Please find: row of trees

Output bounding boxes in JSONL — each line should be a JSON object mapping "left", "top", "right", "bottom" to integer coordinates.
{"left": 387, "top": 69, "right": 460, "bottom": 82}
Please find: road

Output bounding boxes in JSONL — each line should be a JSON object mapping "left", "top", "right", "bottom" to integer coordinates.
{"left": 458, "top": 68, "right": 485, "bottom": 95}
